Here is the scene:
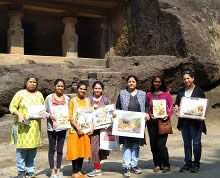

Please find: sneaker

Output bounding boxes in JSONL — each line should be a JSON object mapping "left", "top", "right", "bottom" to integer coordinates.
{"left": 56, "top": 174, "right": 63, "bottom": 178}
{"left": 190, "top": 164, "right": 200, "bottom": 173}
{"left": 122, "top": 169, "right": 130, "bottom": 178}
{"left": 18, "top": 172, "right": 25, "bottom": 178}
{"left": 87, "top": 170, "right": 102, "bottom": 177}
{"left": 162, "top": 167, "right": 171, "bottom": 173}
{"left": 26, "top": 172, "right": 36, "bottom": 178}
{"left": 180, "top": 163, "right": 192, "bottom": 172}
{"left": 131, "top": 166, "right": 142, "bottom": 174}
{"left": 50, "top": 174, "right": 57, "bottom": 178}
{"left": 153, "top": 166, "right": 160, "bottom": 173}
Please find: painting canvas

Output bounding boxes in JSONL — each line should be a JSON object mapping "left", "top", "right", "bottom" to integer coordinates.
{"left": 52, "top": 105, "right": 71, "bottom": 130}
{"left": 28, "top": 105, "right": 46, "bottom": 119}
{"left": 74, "top": 107, "right": 94, "bottom": 134}
{"left": 153, "top": 99, "right": 167, "bottom": 118}
{"left": 93, "top": 104, "right": 115, "bottom": 130}
{"left": 179, "top": 97, "right": 208, "bottom": 120}
{"left": 100, "top": 128, "right": 120, "bottom": 150}
{"left": 112, "top": 110, "right": 146, "bottom": 138}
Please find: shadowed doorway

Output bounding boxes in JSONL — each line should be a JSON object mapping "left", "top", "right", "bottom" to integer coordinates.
{"left": 76, "top": 17, "right": 101, "bottom": 58}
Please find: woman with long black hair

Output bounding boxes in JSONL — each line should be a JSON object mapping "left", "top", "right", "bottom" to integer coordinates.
{"left": 146, "top": 76, "right": 173, "bottom": 173}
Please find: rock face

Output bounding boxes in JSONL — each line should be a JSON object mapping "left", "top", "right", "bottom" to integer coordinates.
{"left": 113, "top": 0, "right": 220, "bottom": 84}
{"left": 108, "top": 0, "right": 219, "bottom": 92}
{"left": 108, "top": 55, "right": 219, "bottom": 92}
{"left": 0, "top": 63, "right": 121, "bottom": 115}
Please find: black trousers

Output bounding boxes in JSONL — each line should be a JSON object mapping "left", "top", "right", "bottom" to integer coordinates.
{"left": 47, "top": 130, "right": 66, "bottom": 169}
{"left": 147, "top": 120, "right": 170, "bottom": 168}
{"left": 72, "top": 158, "right": 84, "bottom": 173}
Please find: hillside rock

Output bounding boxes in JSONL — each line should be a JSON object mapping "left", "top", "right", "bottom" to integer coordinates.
{"left": 0, "top": 63, "right": 122, "bottom": 115}
{"left": 108, "top": 55, "right": 219, "bottom": 92}
{"left": 115, "top": 0, "right": 220, "bottom": 83}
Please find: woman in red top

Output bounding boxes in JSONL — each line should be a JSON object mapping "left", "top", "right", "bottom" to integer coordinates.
{"left": 146, "top": 76, "right": 173, "bottom": 173}
{"left": 87, "top": 81, "right": 110, "bottom": 177}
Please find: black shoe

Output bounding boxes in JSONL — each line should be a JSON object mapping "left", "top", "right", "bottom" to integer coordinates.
{"left": 26, "top": 172, "right": 36, "bottom": 178}
{"left": 190, "top": 164, "right": 200, "bottom": 173}
{"left": 162, "top": 167, "right": 171, "bottom": 173}
{"left": 18, "top": 172, "right": 25, "bottom": 178}
{"left": 122, "top": 169, "right": 130, "bottom": 178}
{"left": 131, "top": 166, "right": 142, "bottom": 174}
{"left": 180, "top": 163, "right": 192, "bottom": 172}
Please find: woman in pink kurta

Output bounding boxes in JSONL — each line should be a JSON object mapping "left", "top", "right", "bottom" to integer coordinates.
{"left": 146, "top": 76, "right": 173, "bottom": 173}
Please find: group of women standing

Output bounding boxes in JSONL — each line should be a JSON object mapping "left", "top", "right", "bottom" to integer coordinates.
{"left": 9, "top": 69, "right": 206, "bottom": 178}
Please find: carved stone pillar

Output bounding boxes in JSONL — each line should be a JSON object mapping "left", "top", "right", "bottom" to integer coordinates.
{"left": 62, "top": 17, "right": 78, "bottom": 57}
{"left": 8, "top": 11, "right": 24, "bottom": 54}
{"left": 100, "top": 23, "right": 108, "bottom": 58}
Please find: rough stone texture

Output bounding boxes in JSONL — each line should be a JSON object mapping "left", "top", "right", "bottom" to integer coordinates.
{"left": 107, "top": 55, "right": 219, "bottom": 92}
{"left": 0, "top": 63, "right": 121, "bottom": 115}
{"left": 113, "top": 0, "right": 220, "bottom": 83}
{"left": 205, "top": 85, "right": 220, "bottom": 122}
{"left": 87, "top": 72, "right": 122, "bottom": 104}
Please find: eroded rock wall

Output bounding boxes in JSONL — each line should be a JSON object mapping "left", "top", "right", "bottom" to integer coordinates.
{"left": 109, "top": 0, "right": 220, "bottom": 89}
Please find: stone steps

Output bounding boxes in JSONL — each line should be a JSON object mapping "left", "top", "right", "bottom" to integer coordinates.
{"left": 26, "top": 55, "right": 108, "bottom": 68}
{"left": 0, "top": 54, "right": 108, "bottom": 68}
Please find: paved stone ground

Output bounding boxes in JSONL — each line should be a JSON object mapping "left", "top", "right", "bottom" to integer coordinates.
{"left": 0, "top": 115, "right": 220, "bottom": 178}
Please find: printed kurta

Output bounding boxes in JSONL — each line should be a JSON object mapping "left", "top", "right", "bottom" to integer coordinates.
{"left": 9, "top": 89, "right": 44, "bottom": 148}
{"left": 66, "top": 96, "right": 91, "bottom": 160}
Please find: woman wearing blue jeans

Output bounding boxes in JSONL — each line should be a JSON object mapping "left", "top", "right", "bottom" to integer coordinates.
{"left": 175, "top": 70, "right": 206, "bottom": 173}
{"left": 116, "top": 75, "right": 149, "bottom": 178}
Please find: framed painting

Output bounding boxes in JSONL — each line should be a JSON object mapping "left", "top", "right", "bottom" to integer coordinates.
{"left": 74, "top": 107, "right": 94, "bottom": 134}
{"left": 93, "top": 104, "right": 115, "bottom": 130}
{"left": 152, "top": 99, "right": 167, "bottom": 118}
{"left": 52, "top": 105, "right": 71, "bottom": 130}
{"left": 179, "top": 97, "right": 208, "bottom": 120}
{"left": 112, "top": 110, "right": 146, "bottom": 138}
{"left": 28, "top": 105, "right": 46, "bottom": 119}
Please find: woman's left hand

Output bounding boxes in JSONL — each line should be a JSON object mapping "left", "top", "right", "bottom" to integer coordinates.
{"left": 93, "top": 104, "right": 99, "bottom": 110}
{"left": 40, "top": 111, "right": 48, "bottom": 119}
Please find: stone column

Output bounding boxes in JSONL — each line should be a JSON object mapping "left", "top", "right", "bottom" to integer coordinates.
{"left": 100, "top": 23, "right": 108, "bottom": 58}
{"left": 8, "top": 11, "right": 24, "bottom": 54}
{"left": 62, "top": 17, "right": 78, "bottom": 57}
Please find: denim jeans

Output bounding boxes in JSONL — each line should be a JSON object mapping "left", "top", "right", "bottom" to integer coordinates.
{"left": 122, "top": 143, "right": 139, "bottom": 169}
{"left": 181, "top": 124, "right": 202, "bottom": 164}
{"left": 16, "top": 148, "right": 37, "bottom": 173}
{"left": 14, "top": 125, "right": 37, "bottom": 173}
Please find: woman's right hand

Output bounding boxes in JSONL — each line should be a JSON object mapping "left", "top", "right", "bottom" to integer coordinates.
{"left": 175, "top": 105, "right": 179, "bottom": 116}
{"left": 77, "top": 129, "right": 84, "bottom": 135}
{"left": 145, "top": 113, "right": 150, "bottom": 120}
{"left": 18, "top": 113, "right": 25, "bottom": 123}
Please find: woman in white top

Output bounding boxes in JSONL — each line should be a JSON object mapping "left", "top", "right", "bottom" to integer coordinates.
{"left": 45, "top": 79, "right": 69, "bottom": 178}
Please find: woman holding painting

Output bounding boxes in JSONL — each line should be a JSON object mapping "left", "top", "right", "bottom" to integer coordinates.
{"left": 175, "top": 69, "right": 206, "bottom": 173}
{"left": 146, "top": 76, "right": 173, "bottom": 173}
{"left": 116, "top": 75, "right": 149, "bottom": 178}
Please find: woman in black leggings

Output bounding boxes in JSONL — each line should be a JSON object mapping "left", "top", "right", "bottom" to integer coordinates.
{"left": 45, "top": 79, "right": 70, "bottom": 178}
